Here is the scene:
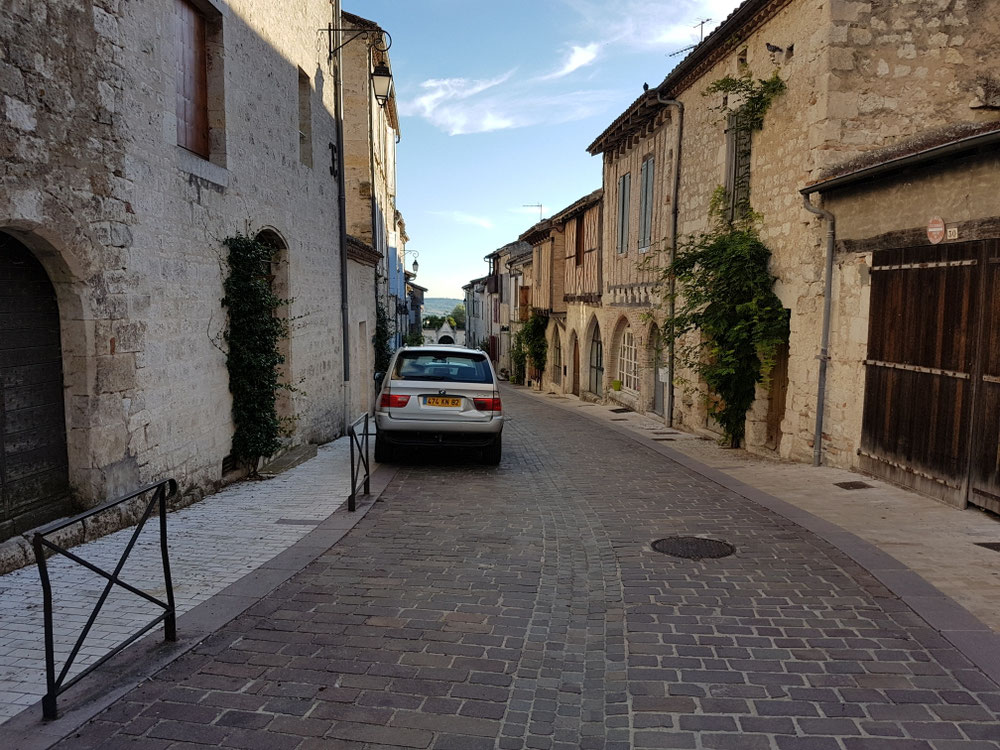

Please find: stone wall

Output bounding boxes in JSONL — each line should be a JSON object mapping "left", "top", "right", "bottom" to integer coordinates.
{"left": 1, "top": 0, "right": 353, "bottom": 512}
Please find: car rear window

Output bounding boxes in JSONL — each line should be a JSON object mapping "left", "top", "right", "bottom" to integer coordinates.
{"left": 392, "top": 351, "right": 494, "bottom": 384}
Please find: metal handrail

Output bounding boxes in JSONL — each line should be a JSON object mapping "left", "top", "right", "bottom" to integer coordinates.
{"left": 347, "top": 413, "right": 371, "bottom": 511}
{"left": 32, "top": 478, "right": 178, "bottom": 719}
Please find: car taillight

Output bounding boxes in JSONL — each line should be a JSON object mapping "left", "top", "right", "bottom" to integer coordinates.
{"left": 474, "top": 397, "right": 502, "bottom": 412}
{"left": 380, "top": 393, "right": 410, "bottom": 408}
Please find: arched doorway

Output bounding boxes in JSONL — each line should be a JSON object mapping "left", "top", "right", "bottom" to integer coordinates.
{"left": 588, "top": 323, "right": 604, "bottom": 396}
{"left": 570, "top": 332, "right": 580, "bottom": 396}
{"left": 1, "top": 232, "right": 71, "bottom": 540}
{"left": 438, "top": 335, "right": 454, "bottom": 344}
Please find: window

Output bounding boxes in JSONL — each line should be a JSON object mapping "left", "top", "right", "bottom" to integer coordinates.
{"left": 638, "top": 157, "right": 654, "bottom": 252}
{"left": 298, "top": 68, "right": 313, "bottom": 167}
{"left": 724, "top": 112, "right": 752, "bottom": 222}
{"left": 589, "top": 328, "right": 604, "bottom": 395}
{"left": 392, "top": 351, "right": 494, "bottom": 384}
{"left": 575, "top": 214, "right": 585, "bottom": 266}
{"left": 175, "top": 0, "right": 209, "bottom": 157}
{"left": 618, "top": 327, "right": 638, "bottom": 391}
{"left": 616, "top": 173, "right": 631, "bottom": 253}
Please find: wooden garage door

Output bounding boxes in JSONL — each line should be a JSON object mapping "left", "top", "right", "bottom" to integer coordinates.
{"left": 860, "top": 238, "right": 1000, "bottom": 511}
{"left": 1, "top": 233, "right": 71, "bottom": 541}
{"left": 969, "top": 240, "right": 1000, "bottom": 513}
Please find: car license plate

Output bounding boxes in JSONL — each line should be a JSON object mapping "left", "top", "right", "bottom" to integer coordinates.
{"left": 425, "top": 396, "right": 461, "bottom": 408}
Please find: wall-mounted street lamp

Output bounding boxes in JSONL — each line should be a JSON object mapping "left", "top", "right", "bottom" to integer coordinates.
{"left": 406, "top": 249, "right": 420, "bottom": 276}
{"left": 320, "top": 24, "right": 394, "bottom": 108}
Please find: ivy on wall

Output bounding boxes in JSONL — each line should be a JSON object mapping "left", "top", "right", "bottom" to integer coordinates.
{"left": 510, "top": 310, "right": 548, "bottom": 386}
{"left": 221, "top": 233, "right": 289, "bottom": 470}
{"left": 373, "top": 284, "right": 394, "bottom": 373}
{"left": 650, "top": 70, "right": 789, "bottom": 447}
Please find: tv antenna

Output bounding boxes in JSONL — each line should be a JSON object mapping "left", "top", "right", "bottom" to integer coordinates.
{"left": 669, "top": 18, "right": 712, "bottom": 57}
{"left": 523, "top": 203, "right": 543, "bottom": 221}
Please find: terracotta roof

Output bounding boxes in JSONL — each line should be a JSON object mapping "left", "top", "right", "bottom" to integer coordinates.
{"left": 807, "top": 121, "right": 1000, "bottom": 189}
{"left": 345, "top": 234, "right": 382, "bottom": 267}
{"left": 549, "top": 188, "right": 603, "bottom": 223}
{"left": 588, "top": 0, "right": 795, "bottom": 155}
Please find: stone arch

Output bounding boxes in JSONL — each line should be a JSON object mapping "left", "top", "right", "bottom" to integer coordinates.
{"left": 583, "top": 315, "right": 604, "bottom": 397}
{"left": 254, "top": 228, "right": 293, "bottom": 422}
{"left": 438, "top": 334, "right": 454, "bottom": 344}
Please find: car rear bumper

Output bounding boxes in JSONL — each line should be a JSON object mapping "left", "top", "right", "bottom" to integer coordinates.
{"left": 377, "top": 428, "right": 501, "bottom": 448}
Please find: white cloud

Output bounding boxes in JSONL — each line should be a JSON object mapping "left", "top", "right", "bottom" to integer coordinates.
{"left": 430, "top": 211, "right": 495, "bottom": 229}
{"left": 540, "top": 43, "right": 601, "bottom": 80}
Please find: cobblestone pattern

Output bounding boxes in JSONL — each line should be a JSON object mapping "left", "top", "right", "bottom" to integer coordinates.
{"left": 51, "top": 389, "right": 1000, "bottom": 749}
{"left": 0, "top": 440, "right": 359, "bottom": 723}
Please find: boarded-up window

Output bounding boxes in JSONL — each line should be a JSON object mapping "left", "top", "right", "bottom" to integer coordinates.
{"left": 616, "top": 173, "right": 631, "bottom": 253}
{"left": 638, "top": 156, "right": 654, "bottom": 251}
{"left": 724, "top": 112, "right": 751, "bottom": 222}
{"left": 575, "top": 215, "right": 585, "bottom": 266}
{"left": 175, "top": 0, "right": 209, "bottom": 158}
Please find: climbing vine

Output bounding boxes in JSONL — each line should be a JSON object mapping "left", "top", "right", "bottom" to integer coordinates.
{"left": 373, "top": 282, "right": 394, "bottom": 373}
{"left": 649, "top": 70, "right": 788, "bottom": 447}
{"left": 221, "top": 233, "right": 289, "bottom": 470}
{"left": 510, "top": 310, "right": 548, "bottom": 386}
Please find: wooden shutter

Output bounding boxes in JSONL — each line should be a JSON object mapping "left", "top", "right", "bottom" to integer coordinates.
{"left": 639, "top": 157, "right": 654, "bottom": 249}
{"left": 617, "top": 173, "right": 631, "bottom": 253}
{"left": 176, "top": 0, "right": 209, "bottom": 158}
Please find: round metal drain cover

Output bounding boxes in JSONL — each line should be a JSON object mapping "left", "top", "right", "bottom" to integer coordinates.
{"left": 651, "top": 536, "right": 735, "bottom": 560}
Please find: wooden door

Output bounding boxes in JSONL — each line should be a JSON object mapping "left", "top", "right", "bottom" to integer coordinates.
{"left": 969, "top": 239, "right": 1000, "bottom": 513}
{"left": 572, "top": 340, "right": 580, "bottom": 395}
{"left": 1, "top": 233, "right": 71, "bottom": 541}
{"left": 859, "top": 239, "right": 982, "bottom": 506}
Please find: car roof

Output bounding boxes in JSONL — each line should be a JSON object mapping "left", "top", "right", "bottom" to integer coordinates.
{"left": 398, "top": 345, "right": 483, "bottom": 355}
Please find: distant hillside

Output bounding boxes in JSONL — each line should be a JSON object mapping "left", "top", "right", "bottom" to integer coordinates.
{"left": 422, "top": 297, "right": 463, "bottom": 316}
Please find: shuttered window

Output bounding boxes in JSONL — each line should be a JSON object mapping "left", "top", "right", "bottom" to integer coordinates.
{"left": 175, "top": 0, "right": 210, "bottom": 158}
{"left": 638, "top": 156, "right": 654, "bottom": 251}
{"left": 724, "top": 112, "right": 751, "bottom": 222}
{"left": 616, "top": 173, "right": 630, "bottom": 253}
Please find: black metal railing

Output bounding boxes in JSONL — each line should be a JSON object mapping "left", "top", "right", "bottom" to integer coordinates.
{"left": 347, "top": 413, "right": 371, "bottom": 512}
{"left": 32, "top": 478, "right": 178, "bottom": 719}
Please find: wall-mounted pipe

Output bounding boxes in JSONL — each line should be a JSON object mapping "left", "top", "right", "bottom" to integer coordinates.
{"left": 802, "top": 193, "right": 836, "bottom": 467}
{"left": 655, "top": 92, "right": 683, "bottom": 428}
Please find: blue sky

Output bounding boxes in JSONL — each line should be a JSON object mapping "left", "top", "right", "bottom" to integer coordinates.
{"left": 347, "top": 0, "right": 743, "bottom": 298}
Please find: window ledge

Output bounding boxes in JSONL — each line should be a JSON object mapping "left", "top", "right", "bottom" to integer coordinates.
{"left": 175, "top": 146, "right": 229, "bottom": 189}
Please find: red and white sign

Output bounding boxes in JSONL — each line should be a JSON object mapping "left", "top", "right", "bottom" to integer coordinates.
{"left": 927, "top": 217, "right": 946, "bottom": 244}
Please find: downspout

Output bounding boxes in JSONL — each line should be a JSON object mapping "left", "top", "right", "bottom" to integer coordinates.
{"left": 802, "top": 192, "right": 836, "bottom": 467}
{"left": 655, "top": 92, "right": 683, "bottom": 428}
{"left": 332, "top": 0, "right": 351, "bottom": 431}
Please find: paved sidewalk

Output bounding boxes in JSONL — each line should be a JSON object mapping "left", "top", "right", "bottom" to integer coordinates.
{"left": 522, "top": 388, "right": 1000, "bottom": 634}
{"left": 0, "top": 435, "right": 370, "bottom": 724}
{"left": 33, "top": 386, "right": 1000, "bottom": 749}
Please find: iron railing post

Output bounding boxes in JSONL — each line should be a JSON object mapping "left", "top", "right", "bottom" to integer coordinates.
{"left": 159, "top": 482, "right": 177, "bottom": 641}
{"left": 33, "top": 533, "right": 58, "bottom": 720}
{"left": 363, "top": 413, "right": 370, "bottom": 495}
{"left": 348, "top": 422, "right": 357, "bottom": 512}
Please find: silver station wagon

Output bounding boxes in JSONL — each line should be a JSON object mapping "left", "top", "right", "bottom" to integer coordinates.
{"left": 374, "top": 346, "right": 504, "bottom": 464}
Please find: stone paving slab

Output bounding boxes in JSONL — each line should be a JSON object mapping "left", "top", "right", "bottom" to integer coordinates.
{"left": 0, "top": 434, "right": 375, "bottom": 725}
{"left": 27, "top": 387, "right": 1000, "bottom": 749}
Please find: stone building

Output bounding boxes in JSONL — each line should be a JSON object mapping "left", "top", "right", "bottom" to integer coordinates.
{"left": 463, "top": 276, "right": 489, "bottom": 352}
{"left": 0, "top": 0, "right": 393, "bottom": 542}
{"left": 339, "top": 11, "right": 407, "bottom": 359}
{"left": 579, "top": 0, "right": 1000, "bottom": 510}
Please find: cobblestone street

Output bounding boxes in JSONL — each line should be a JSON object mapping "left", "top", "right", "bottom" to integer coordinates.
{"left": 37, "top": 388, "right": 1000, "bottom": 748}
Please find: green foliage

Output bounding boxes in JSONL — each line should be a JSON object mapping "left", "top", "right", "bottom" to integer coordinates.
{"left": 510, "top": 329, "right": 527, "bottom": 385}
{"left": 221, "top": 234, "right": 288, "bottom": 469}
{"left": 422, "top": 314, "right": 452, "bottom": 330}
{"left": 659, "top": 227, "right": 789, "bottom": 447}
{"left": 704, "top": 70, "right": 786, "bottom": 131}
{"left": 403, "top": 331, "right": 425, "bottom": 346}
{"left": 450, "top": 303, "right": 466, "bottom": 330}
{"left": 510, "top": 310, "right": 549, "bottom": 386}
{"left": 373, "top": 290, "right": 394, "bottom": 373}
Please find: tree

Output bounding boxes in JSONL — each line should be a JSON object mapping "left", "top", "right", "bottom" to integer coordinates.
{"left": 450, "top": 303, "right": 466, "bottom": 330}
{"left": 422, "top": 314, "right": 446, "bottom": 329}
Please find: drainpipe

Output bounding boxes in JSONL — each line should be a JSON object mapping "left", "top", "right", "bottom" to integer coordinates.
{"left": 802, "top": 193, "right": 836, "bottom": 467}
{"left": 655, "top": 92, "right": 683, "bottom": 427}
{"left": 333, "top": 0, "right": 351, "bottom": 432}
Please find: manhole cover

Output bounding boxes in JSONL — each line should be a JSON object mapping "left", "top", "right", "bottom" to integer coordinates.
{"left": 651, "top": 536, "right": 735, "bottom": 560}
{"left": 834, "top": 481, "right": 874, "bottom": 490}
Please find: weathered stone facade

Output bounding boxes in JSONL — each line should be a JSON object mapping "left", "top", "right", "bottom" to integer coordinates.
{"left": 0, "top": 0, "right": 382, "bottom": 539}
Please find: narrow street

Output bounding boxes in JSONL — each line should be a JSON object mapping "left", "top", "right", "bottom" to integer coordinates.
{"left": 48, "top": 388, "right": 1000, "bottom": 749}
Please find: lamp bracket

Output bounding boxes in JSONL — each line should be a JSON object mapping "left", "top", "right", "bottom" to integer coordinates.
{"left": 320, "top": 25, "right": 392, "bottom": 59}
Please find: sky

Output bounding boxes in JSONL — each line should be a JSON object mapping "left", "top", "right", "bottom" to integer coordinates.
{"left": 346, "top": 0, "right": 745, "bottom": 299}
